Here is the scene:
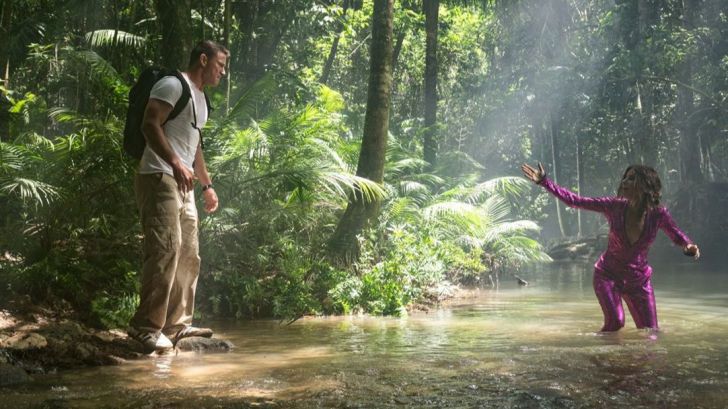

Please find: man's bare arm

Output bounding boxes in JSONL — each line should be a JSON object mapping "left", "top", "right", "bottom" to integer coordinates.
{"left": 194, "top": 142, "right": 218, "bottom": 213}
{"left": 142, "top": 98, "right": 194, "bottom": 192}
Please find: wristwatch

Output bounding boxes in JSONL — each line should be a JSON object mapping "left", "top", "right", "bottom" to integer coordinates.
{"left": 201, "top": 184, "right": 214, "bottom": 192}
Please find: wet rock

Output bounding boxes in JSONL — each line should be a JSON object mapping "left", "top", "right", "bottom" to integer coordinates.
{"left": 100, "top": 355, "right": 127, "bottom": 366}
{"left": 548, "top": 236, "right": 605, "bottom": 260}
{"left": 114, "top": 335, "right": 142, "bottom": 351}
{"left": 92, "top": 329, "right": 124, "bottom": 343}
{"left": 514, "top": 275, "right": 528, "bottom": 286}
{"left": 0, "top": 310, "right": 18, "bottom": 330}
{"left": 51, "top": 321, "right": 85, "bottom": 341}
{"left": 176, "top": 336, "right": 234, "bottom": 352}
{"left": 0, "top": 363, "right": 31, "bottom": 386}
{"left": 39, "top": 398, "right": 69, "bottom": 409}
{"left": 73, "top": 342, "right": 98, "bottom": 361}
{"left": 2, "top": 332, "right": 48, "bottom": 350}
{"left": 0, "top": 349, "right": 14, "bottom": 364}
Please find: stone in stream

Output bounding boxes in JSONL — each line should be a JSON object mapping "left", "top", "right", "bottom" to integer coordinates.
{"left": 1, "top": 332, "right": 48, "bottom": 350}
{"left": 514, "top": 275, "right": 529, "bottom": 286}
{"left": 175, "top": 336, "right": 234, "bottom": 353}
{"left": 0, "top": 363, "right": 31, "bottom": 386}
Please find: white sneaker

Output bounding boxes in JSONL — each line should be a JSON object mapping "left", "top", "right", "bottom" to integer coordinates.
{"left": 155, "top": 333, "right": 173, "bottom": 350}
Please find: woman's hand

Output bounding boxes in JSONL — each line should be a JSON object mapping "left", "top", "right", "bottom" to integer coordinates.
{"left": 521, "top": 162, "right": 546, "bottom": 184}
{"left": 684, "top": 244, "right": 700, "bottom": 260}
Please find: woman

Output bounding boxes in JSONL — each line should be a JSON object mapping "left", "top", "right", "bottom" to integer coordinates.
{"left": 521, "top": 163, "right": 700, "bottom": 331}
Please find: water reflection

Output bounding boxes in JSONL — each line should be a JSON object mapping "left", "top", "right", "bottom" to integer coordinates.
{"left": 2, "top": 261, "right": 727, "bottom": 408}
{"left": 152, "top": 352, "right": 174, "bottom": 379}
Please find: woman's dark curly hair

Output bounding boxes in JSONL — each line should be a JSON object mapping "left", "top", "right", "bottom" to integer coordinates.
{"left": 617, "top": 165, "right": 662, "bottom": 208}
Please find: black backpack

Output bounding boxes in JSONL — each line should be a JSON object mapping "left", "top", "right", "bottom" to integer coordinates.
{"left": 123, "top": 67, "right": 211, "bottom": 159}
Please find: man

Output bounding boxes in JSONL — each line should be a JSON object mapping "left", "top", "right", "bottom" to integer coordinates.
{"left": 128, "top": 41, "right": 228, "bottom": 353}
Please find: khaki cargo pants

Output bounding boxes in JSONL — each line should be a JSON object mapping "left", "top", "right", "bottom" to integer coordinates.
{"left": 130, "top": 172, "right": 200, "bottom": 336}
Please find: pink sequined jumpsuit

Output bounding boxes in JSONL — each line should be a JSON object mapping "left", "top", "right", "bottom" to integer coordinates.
{"left": 538, "top": 177, "right": 693, "bottom": 331}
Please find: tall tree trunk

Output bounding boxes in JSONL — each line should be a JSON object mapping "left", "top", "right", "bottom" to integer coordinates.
{"left": 199, "top": 0, "right": 206, "bottom": 40}
{"left": 575, "top": 132, "right": 582, "bottom": 238}
{"left": 423, "top": 0, "right": 439, "bottom": 167}
{"left": 0, "top": 0, "right": 11, "bottom": 141}
{"left": 247, "top": 5, "right": 291, "bottom": 84}
{"left": 392, "top": 29, "right": 406, "bottom": 71}
{"left": 328, "top": 0, "right": 394, "bottom": 262}
{"left": 676, "top": 0, "right": 703, "bottom": 184}
{"left": 549, "top": 111, "right": 566, "bottom": 238}
{"left": 224, "top": 0, "right": 232, "bottom": 112}
{"left": 320, "top": 0, "right": 350, "bottom": 85}
{"left": 635, "top": 0, "right": 659, "bottom": 165}
{"left": 154, "top": 0, "right": 193, "bottom": 70}
{"left": 617, "top": 0, "right": 650, "bottom": 165}
{"left": 1, "top": 0, "right": 12, "bottom": 90}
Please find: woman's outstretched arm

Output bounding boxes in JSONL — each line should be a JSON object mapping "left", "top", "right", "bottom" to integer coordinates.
{"left": 658, "top": 207, "right": 700, "bottom": 259}
{"left": 521, "top": 163, "right": 615, "bottom": 213}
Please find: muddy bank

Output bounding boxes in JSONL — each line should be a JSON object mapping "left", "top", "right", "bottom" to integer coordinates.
{"left": 0, "top": 297, "right": 233, "bottom": 386}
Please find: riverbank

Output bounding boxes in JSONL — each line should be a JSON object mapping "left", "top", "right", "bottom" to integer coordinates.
{"left": 0, "top": 285, "right": 472, "bottom": 386}
{"left": 0, "top": 296, "right": 238, "bottom": 387}
{"left": 0, "top": 296, "right": 144, "bottom": 386}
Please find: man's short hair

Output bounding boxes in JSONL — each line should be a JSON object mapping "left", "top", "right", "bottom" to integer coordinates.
{"left": 189, "top": 40, "right": 230, "bottom": 68}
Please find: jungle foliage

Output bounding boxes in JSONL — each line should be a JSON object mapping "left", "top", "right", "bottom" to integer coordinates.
{"left": 0, "top": 0, "right": 725, "bottom": 326}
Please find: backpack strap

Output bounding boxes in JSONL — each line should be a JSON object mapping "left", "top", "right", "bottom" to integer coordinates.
{"left": 165, "top": 70, "right": 192, "bottom": 124}
{"left": 162, "top": 70, "right": 211, "bottom": 150}
{"left": 204, "top": 92, "right": 212, "bottom": 115}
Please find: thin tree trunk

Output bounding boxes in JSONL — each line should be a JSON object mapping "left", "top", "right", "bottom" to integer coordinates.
{"left": 1, "top": 0, "right": 13, "bottom": 91}
{"left": 200, "top": 0, "right": 205, "bottom": 39}
{"left": 549, "top": 111, "right": 566, "bottom": 238}
{"left": 328, "top": 0, "right": 394, "bottom": 262}
{"left": 321, "top": 0, "right": 350, "bottom": 85}
{"left": 423, "top": 0, "right": 439, "bottom": 167}
{"left": 392, "top": 30, "right": 405, "bottom": 75}
{"left": 677, "top": 0, "right": 703, "bottom": 184}
{"left": 0, "top": 0, "right": 11, "bottom": 140}
{"left": 234, "top": 0, "right": 258, "bottom": 79}
{"left": 224, "top": 0, "right": 232, "bottom": 112}
{"left": 575, "top": 132, "right": 582, "bottom": 238}
{"left": 154, "top": 0, "right": 193, "bottom": 70}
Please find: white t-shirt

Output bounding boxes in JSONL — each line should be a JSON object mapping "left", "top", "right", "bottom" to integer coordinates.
{"left": 138, "top": 73, "right": 208, "bottom": 175}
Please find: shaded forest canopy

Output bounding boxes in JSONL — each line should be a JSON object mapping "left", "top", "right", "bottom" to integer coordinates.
{"left": 0, "top": 0, "right": 726, "bottom": 325}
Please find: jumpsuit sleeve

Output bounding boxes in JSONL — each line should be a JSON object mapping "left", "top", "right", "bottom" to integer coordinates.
{"left": 537, "top": 176, "right": 615, "bottom": 213}
{"left": 658, "top": 207, "right": 692, "bottom": 247}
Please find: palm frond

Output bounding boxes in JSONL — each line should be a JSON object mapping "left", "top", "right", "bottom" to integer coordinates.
{"left": 465, "top": 176, "right": 531, "bottom": 204}
{"left": 310, "top": 138, "right": 350, "bottom": 171}
{"left": 478, "top": 196, "right": 511, "bottom": 225}
{"left": 318, "top": 84, "right": 346, "bottom": 113}
{"left": 385, "top": 197, "right": 421, "bottom": 221}
{"left": 0, "top": 143, "right": 25, "bottom": 172}
{"left": 219, "top": 72, "right": 278, "bottom": 128}
{"left": 191, "top": 10, "right": 215, "bottom": 31}
{"left": 0, "top": 177, "right": 60, "bottom": 206}
{"left": 48, "top": 107, "right": 78, "bottom": 123}
{"left": 398, "top": 180, "right": 430, "bottom": 197}
{"left": 386, "top": 157, "right": 429, "bottom": 176}
{"left": 487, "top": 235, "right": 552, "bottom": 264}
{"left": 483, "top": 220, "right": 541, "bottom": 242}
{"left": 424, "top": 201, "right": 476, "bottom": 217}
{"left": 319, "top": 171, "right": 386, "bottom": 203}
{"left": 75, "top": 50, "right": 122, "bottom": 83}
{"left": 85, "top": 30, "right": 146, "bottom": 49}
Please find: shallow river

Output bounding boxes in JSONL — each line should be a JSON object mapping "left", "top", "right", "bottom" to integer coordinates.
{"left": 4, "top": 261, "right": 728, "bottom": 408}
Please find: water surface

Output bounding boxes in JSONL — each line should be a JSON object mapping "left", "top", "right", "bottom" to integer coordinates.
{"left": 4, "top": 261, "right": 727, "bottom": 408}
